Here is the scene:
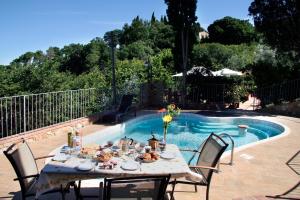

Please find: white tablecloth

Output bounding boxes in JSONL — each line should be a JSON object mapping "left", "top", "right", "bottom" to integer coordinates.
{"left": 36, "top": 144, "right": 203, "bottom": 197}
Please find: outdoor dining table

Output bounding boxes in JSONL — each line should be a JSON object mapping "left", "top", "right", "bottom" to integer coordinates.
{"left": 35, "top": 144, "right": 203, "bottom": 198}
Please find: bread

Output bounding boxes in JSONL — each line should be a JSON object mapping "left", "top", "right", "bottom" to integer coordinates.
{"left": 142, "top": 152, "right": 159, "bottom": 161}
{"left": 97, "top": 153, "right": 112, "bottom": 162}
{"left": 143, "top": 153, "right": 152, "bottom": 160}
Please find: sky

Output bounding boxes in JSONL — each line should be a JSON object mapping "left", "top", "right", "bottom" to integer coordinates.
{"left": 0, "top": 0, "right": 253, "bottom": 65}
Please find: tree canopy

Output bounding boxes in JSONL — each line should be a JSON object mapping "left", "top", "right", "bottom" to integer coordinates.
{"left": 165, "top": 0, "right": 199, "bottom": 71}
{"left": 207, "top": 16, "right": 258, "bottom": 45}
{"left": 249, "top": 0, "right": 300, "bottom": 52}
{"left": 0, "top": 15, "right": 176, "bottom": 97}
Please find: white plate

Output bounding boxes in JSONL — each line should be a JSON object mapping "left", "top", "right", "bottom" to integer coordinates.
{"left": 121, "top": 161, "right": 140, "bottom": 171}
{"left": 52, "top": 154, "right": 70, "bottom": 162}
{"left": 160, "top": 152, "right": 176, "bottom": 160}
{"left": 76, "top": 162, "right": 94, "bottom": 171}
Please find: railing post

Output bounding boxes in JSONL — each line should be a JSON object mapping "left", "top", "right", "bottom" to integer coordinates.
{"left": 23, "top": 95, "right": 26, "bottom": 132}
{"left": 70, "top": 90, "right": 73, "bottom": 120}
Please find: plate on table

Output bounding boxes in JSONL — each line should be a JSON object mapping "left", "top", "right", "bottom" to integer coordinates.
{"left": 121, "top": 161, "right": 140, "bottom": 171}
{"left": 76, "top": 162, "right": 94, "bottom": 171}
{"left": 52, "top": 154, "right": 70, "bottom": 162}
{"left": 160, "top": 151, "right": 176, "bottom": 160}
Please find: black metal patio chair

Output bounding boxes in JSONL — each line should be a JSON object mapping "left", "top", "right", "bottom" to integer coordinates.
{"left": 102, "top": 94, "right": 136, "bottom": 123}
{"left": 170, "top": 133, "right": 228, "bottom": 200}
{"left": 103, "top": 175, "right": 171, "bottom": 200}
{"left": 3, "top": 139, "right": 75, "bottom": 200}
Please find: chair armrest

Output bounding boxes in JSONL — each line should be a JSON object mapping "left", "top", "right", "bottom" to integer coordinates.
{"left": 34, "top": 155, "right": 55, "bottom": 160}
{"left": 179, "top": 149, "right": 200, "bottom": 153}
{"left": 189, "top": 165, "right": 218, "bottom": 172}
{"left": 13, "top": 174, "right": 39, "bottom": 181}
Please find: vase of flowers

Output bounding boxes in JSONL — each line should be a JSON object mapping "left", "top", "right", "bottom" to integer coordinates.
{"left": 162, "top": 114, "right": 172, "bottom": 142}
{"left": 159, "top": 104, "right": 180, "bottom": 144}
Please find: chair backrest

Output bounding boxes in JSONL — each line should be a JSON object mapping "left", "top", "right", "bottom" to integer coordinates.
{"left": 103, "top": 175, "right": 171, "bottom": 200}
{"left": 118, "top": 94, "right": 133, "bottom": 113}
{"left": 196, "top": 133, "right": 228, "bottom": 183}
{"left": 3, "top": 140, "right": 39, "bottom": 194}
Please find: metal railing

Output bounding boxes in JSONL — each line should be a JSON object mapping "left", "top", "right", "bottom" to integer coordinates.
{"left": 165, "top": 84, "right": 225, "bottom": 106}
{"left": 217, "top": 133, "right": 235, "bottom": 172}
{"left": 0, "top": 88, "right": 111, "bottom": 139}
{"left": 254, "top": 79, "right": 300, "bottom": 107}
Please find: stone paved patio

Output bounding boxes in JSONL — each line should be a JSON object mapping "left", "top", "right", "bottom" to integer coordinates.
{"left": 0, "top": 111, "right": 299, "bottom": 200}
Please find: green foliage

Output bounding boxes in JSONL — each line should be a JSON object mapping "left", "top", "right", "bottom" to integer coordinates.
{"left": 118, "top": 15, "right": 174, "bottom": 59}
{"left": 151, "top": 49, "right": 174, "bottom": 87}
{"left": 207, "top": 16, "right": 258, "bottom": 45}
{"left": 251, "top": 44, "right": 300, "bottom": 86}
{"left": 118, "top": 41, "right": 154, "bottom": 60}
{"left": 3, "top": 11, "right": 299, "bottom": 104}
{"left": 149, "top": 20, "right": 175, "bottom": 53}
{"left": 192, "top": 43, "right": 256, "bottom": 71}
{"left": 104, "top": 29, "right": 122, "bottom": 48}
{"left": 60, "top": 44, "right": 86, "bottom": 74}
{"left": 165, "top": 0, "right": 199, "bottom": 71}
{"left": 120, "top": 16, "right": 149, "bottom": 45}
{"left": 249, "top": 0, "right": 300, "bottom": 53}
{"left": 84, "top": 37, "right": 110, "bottom": 70}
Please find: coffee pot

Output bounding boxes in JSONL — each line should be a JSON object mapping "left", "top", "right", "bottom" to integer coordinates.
{"left": 119, "top": 136, "right": 133, "bottom": 152}
{"left": 148, "top": 134, "right": 159, "bottom": 150}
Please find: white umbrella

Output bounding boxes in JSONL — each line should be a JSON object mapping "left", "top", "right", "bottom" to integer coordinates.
{"left": 172, "top": 66, "right": 213, "bottom": 77}
{"left": 172, "top": 72, "right": 183, "bottom": 77}
{"left": 212, "top": 68, "right": 243, "bottom": 77}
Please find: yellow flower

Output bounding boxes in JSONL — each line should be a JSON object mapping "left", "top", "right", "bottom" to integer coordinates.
{"left": 163, "top": 114, "right": 172, "bottom": 123}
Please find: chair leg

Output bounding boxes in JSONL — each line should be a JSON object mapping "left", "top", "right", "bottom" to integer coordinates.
{"left": 194, "top": 185, "right": 198, "bottom": 192}
{"left": 206, "top": 185, "right": 210, "bottom": 200}
{"left": 60, "top": 185, "right": 65, "bottom": 200}
{"left": 170, "top": 179, "right": 177, "bottom": 200}
{"left": 99, "top": 182, "right": 103, "bottom": 199}
{"left": 74, "top": 180, "right": 82, "bottom": 200}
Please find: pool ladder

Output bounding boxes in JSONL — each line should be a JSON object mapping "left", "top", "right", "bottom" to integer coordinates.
{"left": 216, "top": 133, "right": 235, "bottom": 172}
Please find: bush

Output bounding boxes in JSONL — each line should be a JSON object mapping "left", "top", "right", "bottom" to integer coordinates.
{"left": 192, "top": 43, "right": 256, "bottom": 71}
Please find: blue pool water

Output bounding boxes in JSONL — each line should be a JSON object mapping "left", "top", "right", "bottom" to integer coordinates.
{"left": 85, "top": 113, "right": 285, "bottom": 163}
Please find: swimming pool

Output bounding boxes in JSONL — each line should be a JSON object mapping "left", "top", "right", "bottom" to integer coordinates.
{"left": 83, "top": 113, "right": 285, "bottom": 163}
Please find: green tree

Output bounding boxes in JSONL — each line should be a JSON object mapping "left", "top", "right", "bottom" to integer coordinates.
{"left": 120, "top": 16, "right": 149, "bottom": 45}
{"left": 192, "top": 43, "right": 256, "bottom": 71}
{"left": 207, "top": 16, "right": 258, "bottom": 45}
{"left": 84, "top": 37, "right": 110, "bottom": 70}
{"left": 165, "top": 0, "right": 198, "bottom": 106}
{"left": 251, "top": 44, "right": 300, "bottom": 86}
{"left": 151, "top": 49, "right": 174, "bottom": 87}
{"left": 249, "top": 0, "right": 300, "bottom": 52}
{"left": 149, "top": 20, "right": 175, "bottom": 53}
{"left": 60, "top": 44, "right": 86, "bottom": 74}
{"left": 118, "top": 41, "right": 153, "bottom": 60}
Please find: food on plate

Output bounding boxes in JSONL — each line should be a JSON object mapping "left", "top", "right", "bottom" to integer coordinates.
{"left": 140, "top": 152, "right": 159, "bottom": 161}
{"left": 97, "top": 153, "right": 112, "bottom": 162}
{"left": 142, "top": 153, "right": 152, "bottom": 160}
{"left": 150, "top": 152, "right": 159, "bottom": 160}
{"left": 96, "top": 151, "right": 113, "bottom": 162}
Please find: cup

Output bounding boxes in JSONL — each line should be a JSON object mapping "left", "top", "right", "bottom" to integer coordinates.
{"left": 159, "top": 142, "right": 166, "bottom": 152}
{"left": 145, "top": 146, "right": 151, "bottom": 153}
